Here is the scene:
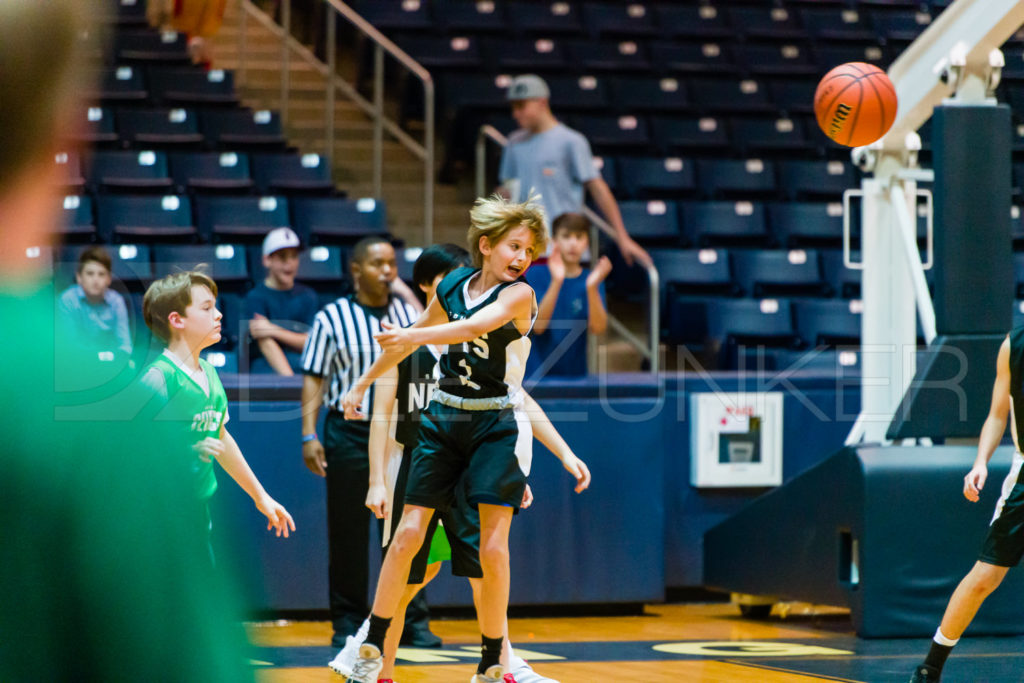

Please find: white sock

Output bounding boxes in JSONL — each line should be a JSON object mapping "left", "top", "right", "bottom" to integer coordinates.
{"left": 933, "top": 626, "right": 959, "bottom": 648}
{"left": 354, "top": 617, "right": 370, "bottom": 643}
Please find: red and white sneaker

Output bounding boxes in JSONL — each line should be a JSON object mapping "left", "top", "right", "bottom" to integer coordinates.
{"left": 505, "top": 655, "right": 559, "bottom": 683}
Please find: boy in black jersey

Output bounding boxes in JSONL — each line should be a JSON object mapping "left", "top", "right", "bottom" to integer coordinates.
{"left": 342, "top": 196, "right": 590, "bottom": 683}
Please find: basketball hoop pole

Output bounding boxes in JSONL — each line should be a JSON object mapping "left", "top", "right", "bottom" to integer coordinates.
{"left": 843, "top": 0, "right": 1024, "bottom": 445}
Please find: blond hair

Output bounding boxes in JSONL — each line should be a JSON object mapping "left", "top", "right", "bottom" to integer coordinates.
{"left": 143, "top": 269, "right": 218, "bottom": 342}
{"left": 467, "top": 193, "right": 548, "bottom": 268}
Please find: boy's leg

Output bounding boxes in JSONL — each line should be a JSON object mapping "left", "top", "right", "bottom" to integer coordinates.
{"left": 381, "top": 562, "right": 442, "bottom": 678}
{"left": 476, "top": 503, "right": 514, "bottom": 677}
{"left": 939, "top": 561, "right": 1010, "bottom": 639}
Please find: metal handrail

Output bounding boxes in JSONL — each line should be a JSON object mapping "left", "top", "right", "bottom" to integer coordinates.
{"left": 237, "top": 0, "right": 434, "bottom": 245}
{"left": 475, "top": 125, "right": 660, "bottom": 373}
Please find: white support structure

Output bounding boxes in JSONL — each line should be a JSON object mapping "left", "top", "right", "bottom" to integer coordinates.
{"left": 845, "top": 0, "right": 1024, "bottom": 445}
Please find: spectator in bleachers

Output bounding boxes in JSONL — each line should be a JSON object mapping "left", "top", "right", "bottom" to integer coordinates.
{"left": 57, "top": 246, "right": 133, "bottom": 359}
{"left": 500, "top": 74, "right": 651, "bottom": 267}
{"left": 526, "top": 213, "right": 612, "bottom": 379}
{"left": 148, "top": 0, "right": 226, "bottom": 65}
{"left": 243, "top": 227, "right": 318, "bottom": 375}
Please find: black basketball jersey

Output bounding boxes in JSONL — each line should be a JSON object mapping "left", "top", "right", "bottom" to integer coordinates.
{"left": 1008, "top": 327, "right": 1024, "bottom": 451}
{"left": 434, "top": 267, "right": 534, "bottom": 400}
{"left": 393, "top": 345, "right": 440, "bottom": 448}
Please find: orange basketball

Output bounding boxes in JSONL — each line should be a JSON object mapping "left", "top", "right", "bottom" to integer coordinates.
{"left": 813, "top": 62, "right": 897, "bottom": 148}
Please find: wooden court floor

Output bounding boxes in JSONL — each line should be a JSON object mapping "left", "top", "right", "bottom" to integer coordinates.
{"left": 248, "top": 602, "right": 925, "bottom": 682}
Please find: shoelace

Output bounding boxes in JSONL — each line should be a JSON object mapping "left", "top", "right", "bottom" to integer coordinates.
{"left": 349, "top": 656, "right": 379, "bottom": 679}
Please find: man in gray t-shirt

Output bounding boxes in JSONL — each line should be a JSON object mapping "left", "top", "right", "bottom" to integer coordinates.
{"left": 499, "top": 74, "right": 650, "bottom": 266}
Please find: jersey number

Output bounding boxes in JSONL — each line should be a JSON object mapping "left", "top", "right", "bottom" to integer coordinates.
{"left": 456, "top": 334, "right": 488, "bottom": 390}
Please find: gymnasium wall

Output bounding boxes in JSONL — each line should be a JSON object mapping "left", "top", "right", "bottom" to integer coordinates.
{"left": 212, "top": 372, "right": 859, "bottom": 611}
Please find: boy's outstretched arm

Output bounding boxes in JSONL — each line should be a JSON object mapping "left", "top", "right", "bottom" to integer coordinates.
{"left": 197, "top": 428, "right": 296, "bottom": 537}
{"left": 965, "top": 335, "right": 1012, "bottom": 503}
{"left": 521, "top": 392, "right": 591, "bottom": 493}
{"left": 366, "top": 365, "right": 399, "bottom": 520}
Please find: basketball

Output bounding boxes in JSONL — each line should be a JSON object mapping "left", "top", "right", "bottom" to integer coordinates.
{"left": 814, "top": 62, "right": 898, "bottom": 148}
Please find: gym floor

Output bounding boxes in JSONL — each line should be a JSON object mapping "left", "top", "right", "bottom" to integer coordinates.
{"left": 248, "top": 603, "right": 1024, "bottom": 682}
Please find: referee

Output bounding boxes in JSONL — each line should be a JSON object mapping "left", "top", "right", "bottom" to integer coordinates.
{"left": 300, "top": 236, "right": 440, "bottom": 650}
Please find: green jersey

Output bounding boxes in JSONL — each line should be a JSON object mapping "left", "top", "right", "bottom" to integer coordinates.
{"left": 144, "top": 352, "right": 229, "bottom": 500}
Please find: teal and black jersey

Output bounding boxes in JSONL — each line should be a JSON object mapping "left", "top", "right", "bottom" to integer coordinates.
{"left": 434, "top": 267, "right": 535, "bottom": 400}
{"left": 393, "top": 345, "right": 440, "bottom": 448}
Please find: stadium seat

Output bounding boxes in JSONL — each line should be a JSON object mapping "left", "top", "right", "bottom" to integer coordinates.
{"left": 706, "top": 298, "right": 798, "bottom": 345}
{"left": 352, "top": 0, "right": 433, "bottom": 31}
{"left": 507, "top": 1, "right": 585, "bottom": 35}
{"left": 650, "top": 248, "right": 734, "bottom": 297}
{"left": 655, "top": 5, "right": 732, "bottom": 39}
{"left": 571, "top": 115, "right": 650, "bottom": 150}
{"left": 114, "top": 29, "right": 190, "bottom": 63}
{"left": 251, "top": 153, "right": 335, "bottom": 195}
{"left": 195, "top": 195, "right": 290, "bottom": 243}
{"left": 116, "top": 107, "right": 204, "bottom": 146}
{"left": 440, "top": 74, "right": 510, "bottom": 112}
{"left": 616, "top": 200, "right": 680, "bottom": 245}
{"left": 871, "top": 9, "right": 933, "bottom": 42}
{"left": 617, "top": 157, "right": 697, "bottom": 199}
{"left": 648, "top": 41, "right": 738, "bottom": 75}
{"left": 59, "top": 195, "right": 97, "bottom": 239}
{"left": 1016, "top": 253, "right": 1024, "bottom": 298}
{"left": 291, "top": 197, "right": 388, "bottom": 243}
{"left": 739, "top": 43, "right": 818, "bottom": 77}
{"left": 107, "top": 0, "right": 148, "bottom": 27}
{"left": 780, "top": 160, "right": 858, "bottom": 199}
{"left": 435, "top": 1, "right": 507, "bottom": 32}
{"left": 774, "top": 348, "right": 862, "bottom": 372}
{"left": 88, "top": 65, "right": 148, "bottom": 103}
{"left": 682, "top": 200, "right": 770, "bottom": 247}
{"left": 687, "top": 77, "right": 774, "bottom": 114}
{"left": 148, "top": 67, "right": 238, "bottom": 106}
{"left": 393, "top": 34, "right": 483, "bottom": 70}
{"left": 821, "top": 249, "right": 862, "bottom": 298}
{"left": 728, "top": 6, "right": 806, "bottom": 39}
{"left": 592, "top": 156, "right": 618, "bottom": 194}
{"left": 698, "top": 159, "right": 778, "bottom": 198}
{"left": 296, "top": 245, "right": 348, "bottom": 286}
{"left": 608, "top": 77, "right": 689, "bottom": 112}
{"left": 58, "top": 243, "right": 154, "bottom": 284}
{"left": 732, "top": 249, "right": 827, "bottom": 298}
{"left": 1015, "top": 300, "right": 1024, "bottom": 329}
{"left": 152, "top": 244, "right": 249, "bottom": 284}
{"left": 96, "top": 194, "right": 195, "bottom": 242}
{"left": 54, "top": 151, "right": 85, "bottom": 191}
{"left": 802, "top": 7, "right": 877, "bottom": 41}
{"left": 770, "top": 202, "right": 846, "bottom": 247}
{"left": 88, "top": 150, "right": 173, "bottom": 192}
{"left": 815, "top": 44, "right": 889, "bottom": 70}
{"left": 547, "top": 75, "right": 612, "bottom": 111}
{"left": 770, "top": 79, "right": 818, "bottom": 115}
{"left": 200, "top": 109, "right": 286, "bottom": 148}
{"left": 730, "top": 117, "right": 809, "bottom": 154}
{"left": 170, "top": 151, "right": 253, "bottom": 193}
{"left": 793, "top": 298, "right": 862, "bottom": 347}
{"left": 566, "top": 40, "right": 652, "bottom": 72}
{"left": 70, "top": 107, "right": 118, "bottom": 146}
{"left": 485, "top": 37, "right": 568, "bottom": 71}
{"left": 201, "top": 349, "right": 239, "bottom": 373}
{"left": 652, "top": 116, "right": 729, "bottom": 152}
{"left": 582, "top": 3, "right": 658, "bottom": 38}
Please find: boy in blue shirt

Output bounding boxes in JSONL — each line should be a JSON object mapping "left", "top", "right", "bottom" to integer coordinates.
{"left": 526, "top": 213, "right": 611, "bottom": 379}
{"left": 57, "top": 246, "right": 132, "bottom": 359}
{"left": 243, "top": 227, "right": 318, "bottom": 374}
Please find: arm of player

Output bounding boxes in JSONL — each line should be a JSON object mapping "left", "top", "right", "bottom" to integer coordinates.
{"left": 205, "top": 427, "right": 296, "bottom": 537}
{"left": 342, "top": 295, "right": 450, "bottom": 419}
{"left": 301, "top": 374, "right": 327, "bottom": 476}
{"left": 366, "top": 366, "right": 398, "bottom": 520}
{"left": 376, "top": 283, "right": 534, "bottom": 350}
{"left": 522, "top": 392, "right": 591, "bottom": 493}
{"left": 965, "top": 336, "right": 1012, "bottom": 503}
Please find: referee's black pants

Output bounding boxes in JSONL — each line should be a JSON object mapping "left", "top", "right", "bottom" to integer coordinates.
{"left": 323, "top": 412, "right": 431, "bottom": 643}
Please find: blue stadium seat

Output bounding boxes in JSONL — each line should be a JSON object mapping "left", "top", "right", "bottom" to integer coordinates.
{"left": 820, "top": 249, "right": 861, "bottom": 298}
{"left": 70, "top": 107, "right": 118, "bottom": 145}
{"left": 728, "top": 6, "right": 806, "bottom": 39}
{"left": 116, "top": 107, "right": 204, "bottom": 146}
{"left": 291, "top": 197, "right": 388, "bottom": 243}
{"left": 547, "top": 75, "right": 612, "bottom": 111}
{"left": 739, "top": 43, "right": 818, "bottom": 77}
{"left": 296, "top": 245, "right": 348, "bottom": 286}
{"left": 617, "top": 157, "right": 696, "bottom": 199}
{"left": 617, "top": 200, "right": 680, "bottom": 245}
{"left": 1015, "top": 301, "right": 1024, "bottom": 329}
{"left": 441, "top": 74, "right": 509, "bottom": 111}
{"left": 55, "top": 150, "right": 85, "bottom": 191}
{"left": 697, "top": 159, "right": 777, "bottom": 198}
{"left": 114, "top": 29, "right": 190, "bottom": 63}
{"left": 770, "top": 202, "right": 846, "bottom": 247}
{"left": 801, "top": 7, "right": 876, "bottom": 41}
{"left": 582, "top": 3, "right": 658, "bottom": 38}
{"left": 353, "top": 0, "right": 433, "bottom": 31}
{"left": 682, "top": 201, "right": 770, "bottom": 247}
{"left": 730, "top": 117, "right": 809, "bottom": 154}
{"left": 485, "top": 37, "right": 568, "bottom": 71}
{"left": 687, "top": 77, "right": 774, "bottom": 114}
{"left": 148, "top": 67, "right": 238, "bottom": 106}
{"left": 396, "top": 246, "right": 420, "bottom": 284}
{"left": 107, "top": 0, "right": 148, "bottom": 27}
{"left": 195, "top": 195, "right": 290, "bottom": 243}
{"left": 732, "top": 249, "right": 826, "bottom": 298}
{"left": 871, "top": 9, "right": 933, "bottom": 42}
{"left": 815, "top": 44, "right": 889, "bottom": 70}
{"left": 780, "top": 160, "right": 858, "bottom": 199}
{"left": 152, "top": 244, "right": 249, "bottom": 285}
{"left": 793, "top": 298, "right": 862, "bottom": 347}
{"left": 58, "top": 243, "right": 154, "bottom": 284}
{"left": 88, "top": 65, "right": 148, "bottom": 103}
{"left": 393, "top": 34, "right": 482, "bottom": 69}
{"left": 170, "top": 151, "right": 253, "bottom": 193}
{"left": 566, "top": 40, "right": 652, "bottom": 72}
{"left": 592, "top": 156, "right": 618, "bottom": 194}
{"left": 608, "top": 76, "right": 688, "bottom": 112}
{"left": 97, "top": 194, "right": 195, "bottom": 242}
{"left": 88, "top": 150, "right": 173, "bottom": 192}
{"left": 652, "top": 116, "right": 729, "bottom": 152}
{"left": 571, "top": 114, "right": 650, "bottom": 150}
{"left": 435, "top": 1, "right": 507, "bottom": 32}
{"left": 648, "top": 41, "right": 738, "bottom": 75}
{"left": 507, "top": 1, "right": 585, "bottom": 35}
{"left": 655, "top": 5, "right": 732, "bottom": 39}
{"left": 769, "top": 79, "right": 818, "bottom": 115}
{"left": 200, "top": 108, "right": 286, "bottom": 148}
{"left": 59, "top": 195, "right": 96, "bottom": 239}
{"left": 650, "top": 248, "right": 734, "bottom": 296}
{"left": 201, "top": 349, "right": 238, "bottom": 373}
{"left": 707, "top": 298, "right": 797, "bottom": 344}
{"left": 775, "top": 348, "right": 861, "bottom": 372}
{"left": 251, "top": 153, "right": 335, "bottom": 195}
{"left": 1016, "top": 253, "right": 1024, "bottom": 298}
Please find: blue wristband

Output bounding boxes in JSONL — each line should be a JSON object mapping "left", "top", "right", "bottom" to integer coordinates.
{"left": 302, "top": 433, "right": 318, "bottom": 443}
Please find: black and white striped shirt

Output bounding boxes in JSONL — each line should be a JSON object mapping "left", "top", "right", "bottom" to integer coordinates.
{"left": 301, "top": 294, "right": 418, "bottom": 415}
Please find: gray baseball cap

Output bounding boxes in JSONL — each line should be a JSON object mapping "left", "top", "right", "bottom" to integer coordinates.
{"left": 507, "top": 74, "right": 550, "bottom": 101}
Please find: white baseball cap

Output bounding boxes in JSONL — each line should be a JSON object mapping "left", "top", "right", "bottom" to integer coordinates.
{"left": 262, "top": 227, "right": 301, "bottom": 257}
{"left": 507, "top": 74, "right": 550, "bottom": 101}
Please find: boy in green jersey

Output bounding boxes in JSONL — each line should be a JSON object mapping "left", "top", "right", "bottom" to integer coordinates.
{"left": 142, "top": 269, "right": 295, "bottom": 537}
